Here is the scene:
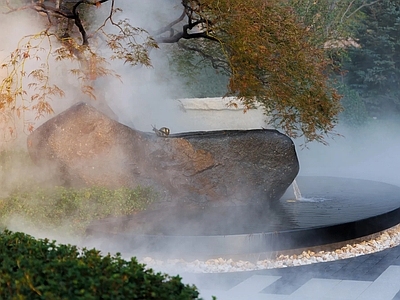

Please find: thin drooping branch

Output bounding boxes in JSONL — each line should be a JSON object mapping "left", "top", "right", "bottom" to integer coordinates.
{"left": 178, "top": 42, "right": 230, "bottom": 73}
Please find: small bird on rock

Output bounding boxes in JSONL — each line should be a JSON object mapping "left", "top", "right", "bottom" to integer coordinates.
{"left": 152, "top": 125, "right": 170, "bottom": 137}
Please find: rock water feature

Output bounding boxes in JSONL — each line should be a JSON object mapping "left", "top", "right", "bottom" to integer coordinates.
{"left": 28, "top": 102, "right": 400, "bottom": 267}
{"left": 27, "top": 102, "right": 299, "bottom": 208}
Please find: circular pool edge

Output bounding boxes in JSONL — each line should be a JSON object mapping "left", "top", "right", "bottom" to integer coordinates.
{"left": 85, "top": 176, "right": 400, "bottom": 259}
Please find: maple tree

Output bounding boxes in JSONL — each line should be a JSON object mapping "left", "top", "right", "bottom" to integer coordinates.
{"left": 0, "top": 0, "right": 349, "bottom": 143}
{"left": 180, "top": 0, "right": 343, "bottom": 142}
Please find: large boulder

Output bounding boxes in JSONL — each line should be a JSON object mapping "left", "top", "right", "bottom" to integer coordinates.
{"left": 27, "top": 102, "right": 299, "bottom": 208}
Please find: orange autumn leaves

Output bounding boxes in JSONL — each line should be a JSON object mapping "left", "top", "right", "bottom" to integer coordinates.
{"left": 183, "top": 0, "right": 342, "bottom": 142}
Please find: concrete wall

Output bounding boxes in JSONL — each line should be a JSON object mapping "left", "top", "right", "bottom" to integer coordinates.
{"left": 175, "top": 97, "right": 270, "bottom": 132}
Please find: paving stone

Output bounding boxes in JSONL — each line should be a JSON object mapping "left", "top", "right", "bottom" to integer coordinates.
{"left": 260, "top": 274, "right": 313, "bottom": 295}
{"left": 185, "top": 245, "right": 400, "bottom": 299}
{"left": 392, "top": 290, "right": 400, "bottom": 300}
{"left": 196, "top": 267, "right": 400, "bottom": 299}
{"left": 288, "top": 278, "right": 343, "bottom": 298}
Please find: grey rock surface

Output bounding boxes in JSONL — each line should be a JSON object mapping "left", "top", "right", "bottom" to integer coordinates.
{"left": 27, "top": 102, "right": 299, "bottom": 208}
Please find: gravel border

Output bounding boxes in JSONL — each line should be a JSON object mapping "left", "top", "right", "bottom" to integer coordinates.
{"left": 138, "top": 223, "right": 400, "bottom": 273}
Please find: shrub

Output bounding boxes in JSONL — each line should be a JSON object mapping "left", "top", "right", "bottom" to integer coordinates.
{"left": 0, "top": 230, "right": 203, "bottom": 299}
{"left": 0, "top": 185, "right": 157, "bottom": 236}
{"left": 0, "top": 150, "right": 158, "bottom": 236}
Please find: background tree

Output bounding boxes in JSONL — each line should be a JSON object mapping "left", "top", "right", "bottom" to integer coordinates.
{"left": 0, "top": 0, "right": 360, "bottom": 143}
{"left": 344, "top": 0, "right": 400, "bottom": 118}
{"left": 286, "top": 0, "right": 379, "bottom": 127}
{"left": 288, "top": 0, "right": 377, "bottom": 44}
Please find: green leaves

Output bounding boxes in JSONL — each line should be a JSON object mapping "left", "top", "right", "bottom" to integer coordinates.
{"left": 0, "top": 185, "right": 157, "bottom": 236}
{"left": 0, "top": 150, "right": 157, "bottom": 238}
{"left": 0, "top": 230, "right": 201, "bottom": 299}
{"left": 344, "top": 0, "right": 400, "bottom": 117}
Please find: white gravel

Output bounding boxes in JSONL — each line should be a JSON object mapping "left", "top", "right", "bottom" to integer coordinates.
{"left": 138, "top": 223, "right": 400, "bottom": 273}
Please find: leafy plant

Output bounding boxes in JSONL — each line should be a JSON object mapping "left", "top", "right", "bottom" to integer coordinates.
{"left": 0, "top": 149, "right": 158, "bottom": 236}
{"left": 0, "top": 229, "right": 202, "bottom": 299}
{"left": 0, "top": 185, "right": 157, "bottom": 236}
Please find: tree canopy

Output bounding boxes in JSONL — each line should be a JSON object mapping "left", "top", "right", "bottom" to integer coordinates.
{"left": 344, "top": 0, "right": 400, "bottom": 117}
{"left": 0, "top": 0, "right": 372, "bottom": 143}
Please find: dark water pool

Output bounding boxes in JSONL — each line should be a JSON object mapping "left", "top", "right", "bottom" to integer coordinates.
{"left": 86, "top": 177, "right": 400, "bottom": 257}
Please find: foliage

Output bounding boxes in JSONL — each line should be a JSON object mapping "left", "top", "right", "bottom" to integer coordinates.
{"left": 0, "top": 0, "right": 348, "bottom": 144}
{"left": 0, "top": 0, "right": 157, "bottom": 134}
{"left": 287, "top": 0, "right": 371, "bottom": 76}
{"left": 287, "top": 0, "right": 368, "bottom": 47}
{"left": 1, "top": 32, "right": 63, "bottom": 119}
{"left": 177, "top": 0, "right": 344, "bottom": 142}
{"left": 0, "top": 150, "right": 157, "bottom": 236}
{"left": 0, "top": 229, "right": 202, "bottom": 299}
{"left": 337, "top": 84, "right": 369, "bottom": 126}
{"left": 0, "top": 185, "right": 157, "bottom": 235}
{"left": 0, "top": 0, "right": 383, "bottom": 143}
{"left": 343, "top": 0, "right": 400, "bottom": 117}
{"left": 167, "top": 1, "right": 375, "bottom": 110}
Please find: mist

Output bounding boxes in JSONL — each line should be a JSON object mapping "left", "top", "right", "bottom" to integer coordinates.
{"left": 0, "top": 1, "right": 187, "bottom": 239}
{"left": 296, "top": 120, "right": 400, "bottom": 187}
{"left": 1, "top": 1, "right": 400, "bottom": 299}
{"left": 174, "top": 122, "right": 400, "bottom": 298}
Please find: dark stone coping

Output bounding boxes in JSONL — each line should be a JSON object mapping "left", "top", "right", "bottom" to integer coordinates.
{"left": 165, "top": 129, "right": 280, "bottom": 138}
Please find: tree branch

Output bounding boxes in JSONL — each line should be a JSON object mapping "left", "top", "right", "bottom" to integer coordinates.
{"left": 341, "top": 0, "right": 381, "bottom": 23}
{"left": 178, "top": 42, "right": 230, "bottom": 73}
{"left": 152, "top": 9, "right": 186, "bottom": 36}
{"left": 5, "top": 0, "right": 111, "bottom": 46}
{"left": 70, "top": 0, "right": 110, "bottom": 45}
{"left": 153, "top": 2, "right": 217, "bottom": 43}
{"left": 156, "top": 22, "right": 218, "bottom": 43}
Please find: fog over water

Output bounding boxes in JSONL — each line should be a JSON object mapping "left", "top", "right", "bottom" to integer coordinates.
{"left": 296, "top": 121, "right": 400, "bottom": 187}
{"left": 1, "top": 1, "right": 400, "bottom": 299}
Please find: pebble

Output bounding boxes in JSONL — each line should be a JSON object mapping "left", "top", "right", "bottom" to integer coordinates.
{"left": 138, "top": 223, "right": 400, "bottom": 274}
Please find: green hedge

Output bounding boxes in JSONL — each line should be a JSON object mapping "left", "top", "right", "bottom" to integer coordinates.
{"left": 0, "top": 230, "right": 203, "bottom": 299}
